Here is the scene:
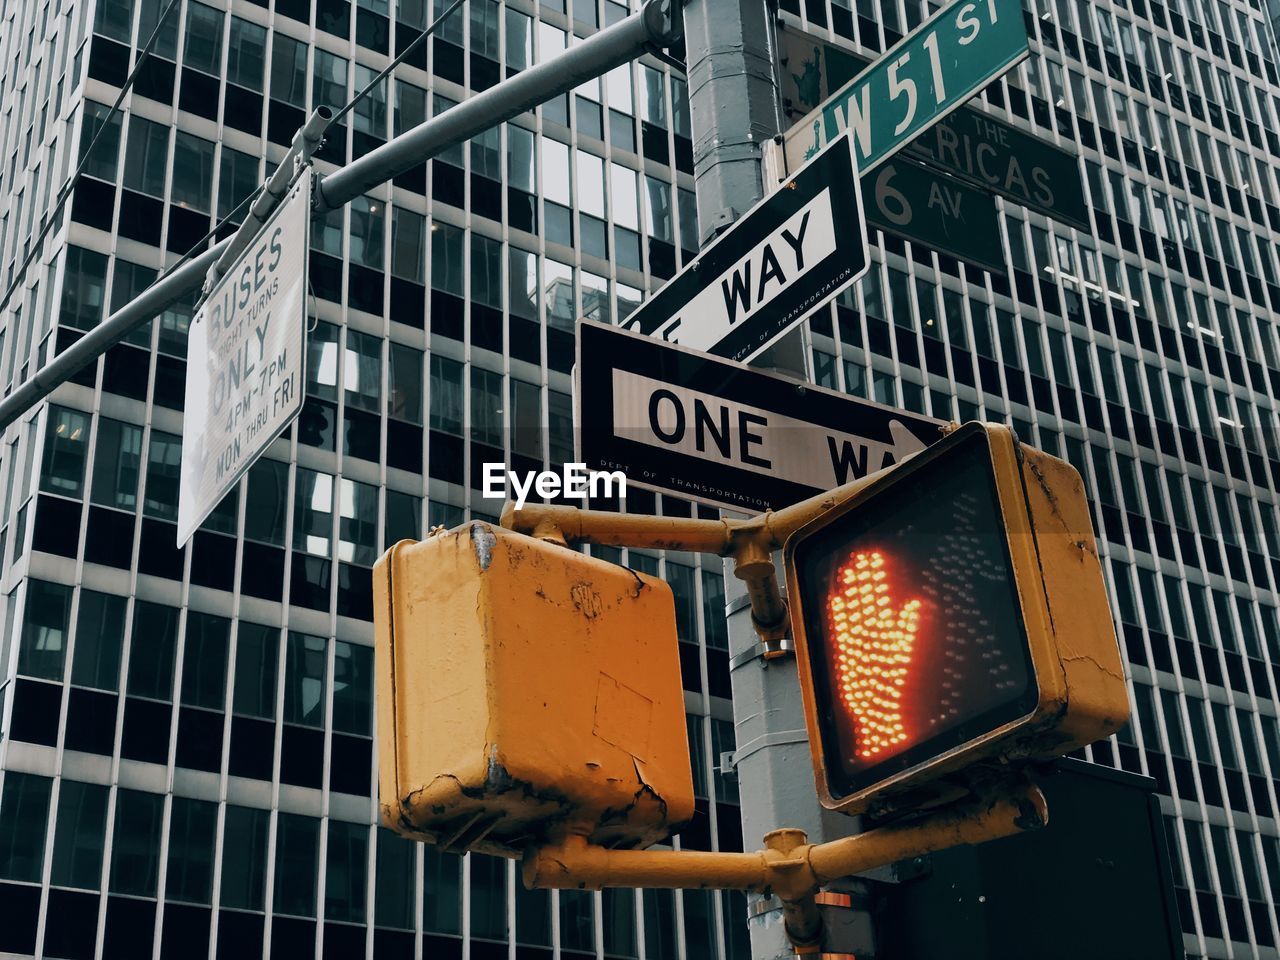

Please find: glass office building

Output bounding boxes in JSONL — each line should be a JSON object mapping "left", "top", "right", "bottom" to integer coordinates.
{"left": 0, "top": 0, "right": 1277, "bottom": 957}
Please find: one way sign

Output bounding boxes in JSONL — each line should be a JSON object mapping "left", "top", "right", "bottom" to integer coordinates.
{"left": 622, "top": 133, "right": 867, "bottom": 364}
{"left": 577, "top": 321, "right": 944, "bottom": 512}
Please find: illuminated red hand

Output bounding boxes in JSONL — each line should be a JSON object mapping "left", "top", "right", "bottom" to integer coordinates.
{"left": 826, "top": 551, "right": 921, "bottom": 760}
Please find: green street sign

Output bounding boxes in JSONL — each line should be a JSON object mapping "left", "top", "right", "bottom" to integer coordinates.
{"left": 782, "top": 0, "right": 1030, "bottom": 175}
{"left": 863, "top": 157, "right": 1004, "bottom": 273}
{"left": 907, "top": 111, "right": 1090, "bottom": 231}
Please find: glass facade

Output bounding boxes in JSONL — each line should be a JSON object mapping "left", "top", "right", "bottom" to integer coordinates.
{"left": 0, "top": 0, "right": 1276, "bottom": 957}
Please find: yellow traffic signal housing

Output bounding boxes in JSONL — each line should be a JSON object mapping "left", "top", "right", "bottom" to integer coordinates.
{"left": 784, "top": 422, "right": 1129, "bottom": 816}
{"left": 374, "top": 522, "right": 694, "bottom": 856}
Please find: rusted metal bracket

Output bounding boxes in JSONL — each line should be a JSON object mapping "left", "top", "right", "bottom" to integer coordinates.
{"left": 500, "top": 467, "right": 887, "bottom": 653}
{"left": 525, "top": 782, "right": 1048, "bottom": 952}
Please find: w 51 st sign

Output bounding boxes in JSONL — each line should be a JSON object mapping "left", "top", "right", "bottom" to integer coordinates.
{"left": 783, "top": 0, "right": 1029, "bottom": 175}
{"left": 177, "top": 170, "right": 311, "bottom": 547}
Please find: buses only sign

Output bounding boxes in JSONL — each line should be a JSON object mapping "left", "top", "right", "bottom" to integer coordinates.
{"left": 177, "top": 169, "right": 311, "bottom": 547}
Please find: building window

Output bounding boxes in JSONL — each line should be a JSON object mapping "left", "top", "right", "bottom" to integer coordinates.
{"left": 50, "top": 780, "right": 110, "bottom": 890}
{"left": 325, "top": 820, "right": 368, "bottom": 923}
{"left": 273, "top": 813, "right": 320, "bottom": 917}
{"left": 430, "top": 222, "right": 464, "bottom": 295}
{"left": 390, "top": 207, "right": 425, "bottom": 283}
{"left": 644, "top": 176, "right": 672, "bottom": 242}
{"left": 283, "top": 632, "right": 327, "bottom": 728}
{"left": 40, "top": 406, "right": 90, "bottom": 498}
{"left": 423, "top": 846, "right": 462, "bottom": 933}
{"left": 544, "top": 259, "right": 574, "bottom": 330}
{"left": 508, "top": 248, "right": 538, "bottom": 321}
{"left": 429, "top": 355, "right": 463, "bottom": 434}
{"left": 641, "top": 65, "right": 666, "bottom": 126}
{"left": 471, "top": 234, "right": 503, "bottom": 310}
{"left": 128, "top": 602, "right": 179, "bottom": 702}
{"left": 159, "top": 293, "right": 196, "bottom": 361}
{"left": 94, "top": 0, "right": 133, "bottom": 44}
{"left": 226, "top": 17, "right": 267, "bottom": 91}
{"left": 643, "top": 889, "right": 678, "bottom": 960}
{"left": 388, "top": 343, "right": 423, "bottom": 424}
{"left": 510, "top": 379, "right": 542, "bottom": 460}
{"left": 548, "top": 391, "right": 572, "bottom": 466}
{"left": 244, "top": 459, "right": 288, "bottom": 546}
{"left": 270, "top": 34, "right": 308, "bottom": 108}
{"left": 312, "top": 49, "right": 348, "bottom": 113}
{"left": 393, "top": 80, "right": 426, "bottom": 137}
{"left": 374, "top": 830, "right": 416, "bottom": 929}
{"left": 469, "top": 854, "right": 508, "bottom": 940}
{"left": 701, "top": 569, "right": 727, "bottom": 650}
{"left": 72, "top": 590, "right": 127, "bottom": 691}
{"left": 294, "top": 469, "right": 334, "bottom": 558}
{"left": 384, "top": 491, "right": 420, "bottom": 548}
{"left": 171, "top": 132, "right": 215, "bottom": 212}
{"left": 109, "top": 789, "right": 164, "bottom": 896}
{"left": 602, "top": 889, "right": 637, "bottom": 957}
{"left": 233, "top": 622, "right": 279, "bottom": 720}
{"left": 711, "top": 717, "right": 738, "bottom": 803}
{"left": 561, "top": 889, "right": 595, "bottom": 952}
{"left": 79, "top": 101, "right": 122, "bottom": 182}
{"left": 60, "top": 247, "right": 109, "bottom": 330}
{"left": 181, "top": 613, "right": 229, "bottom": 710}
{"left": 217, "top": 147, "right": 259, "bottom": 220}
{"left": 166, "top": 797, "right": 217, "bottom": 903}
{"left": 352, "top": 64, "right": 387, "bottom": 138}
{"left": 183, "top": 2, "right": 224, "bottom": 75}
{"left": 667, "top": 562, "right": 697, "bottom": 642}
{"left": 18, "top": 579, "right": 73, "bottom": 681}
{"left": 508, "top": 126, "right": 536, "bottom": 194}
{"left": 332, "top": 641, "right": 373, "bottom": 736}
{"left": 338, "top": 480, "right": 378, "bottom": 566}
{"left": 308, "top": 321, "right": 340, "bottom": 401}
{"left": 123, "top": 116, "right": 170, "bottom": 198}
{"left": 344, "top": 331, "right": 382, "bottom": 412}
{"left": 0, "top": 772, "right": 52, "bottom": 882}
{"left": 142, "top": 429, "right": 182, "bottom": 522}
{"left": 220, "top": 805, "right": 270, "bottom": 911}
{"left": 349, "top": 197, "right": 385, "bottom": 270}
{"left": 470, "top": 368, "right": 504, "bottom": 447}
{"left": 90, "top": 418, "right": 142, "bottom": 511}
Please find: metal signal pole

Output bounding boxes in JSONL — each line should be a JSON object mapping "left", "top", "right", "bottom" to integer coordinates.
{"left": 681, "top": 1, "right": 868, "bottom": 956}
{"left": 680, "top": 0, "right": 799, "bottom": 951}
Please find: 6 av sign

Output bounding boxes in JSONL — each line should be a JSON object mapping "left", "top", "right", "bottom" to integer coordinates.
{"left": 783, "top": 0, "right": 1030, "bottom": 175}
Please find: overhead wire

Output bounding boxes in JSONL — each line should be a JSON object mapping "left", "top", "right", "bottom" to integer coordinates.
{"left": 0, "top": 0, "right": 183, "bottom": 318}
{"left": 328, "top": 0, "right": 467, "bottom": 130}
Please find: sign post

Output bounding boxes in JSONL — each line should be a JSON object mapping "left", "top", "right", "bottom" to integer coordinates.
{"left": 621, "top": 133, "right": 867, "bottom": 363}
{"left": 177, "top": 168, "right": 312, "bottom": 547}
{"left": 782, "top": 0, "right": 1030, "bottom": 175}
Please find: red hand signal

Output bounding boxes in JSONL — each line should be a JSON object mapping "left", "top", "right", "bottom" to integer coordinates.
{"left": 826, "top": 551, "right": 922, "bottom": 760}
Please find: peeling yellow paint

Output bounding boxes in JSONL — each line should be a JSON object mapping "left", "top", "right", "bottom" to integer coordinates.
{"left": 375, "top": 522, "right": 694, "bottom": 856}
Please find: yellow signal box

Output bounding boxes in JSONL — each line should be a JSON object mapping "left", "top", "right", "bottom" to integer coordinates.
{"left": 374, "top": 522, "right": 694, "bottom": 855}
{"left": 784, "top": 422, "right": 1130, "bottom": 816}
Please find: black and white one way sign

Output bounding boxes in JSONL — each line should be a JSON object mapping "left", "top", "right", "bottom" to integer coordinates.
{"left": 577, "top": 321, "right": 944, "bottom": 512}
{"left": 622, "top": 133, "right": 867, "bottom": 363}
{"left": 178, "top": 169, "right": 311, "bottom": 547}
